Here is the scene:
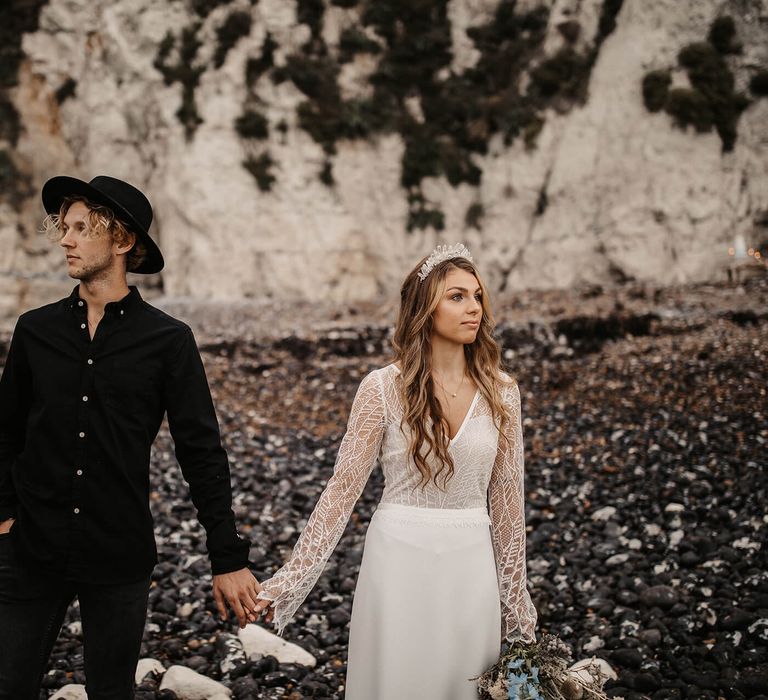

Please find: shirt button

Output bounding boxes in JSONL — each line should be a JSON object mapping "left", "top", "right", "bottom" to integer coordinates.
{"left": 82, "top": 396, "right": 88, "bottom": 402}
{"left": 78, "top": 431, "right": 85, "bottom": 438}
{"left": 76, "top": 469, "right": 83, "bottom": 476}
{"left": 78, "top": 300, "right": 84, "bottom": 307}
{"left": 80, "top": 323, "right": 86, "bottom": 330}
{"left": 74, "top": 507, "right": 80, "bottom": 514}
{"left": 120, "top": 310, "right": 124, "bottom": 316}
{"left": 87, "top": 359, "right": 93, "bottom": 365}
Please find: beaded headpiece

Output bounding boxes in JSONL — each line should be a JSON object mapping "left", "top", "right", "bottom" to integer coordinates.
{"left": 417, "top": 243, "right": 474, "bottom": 282}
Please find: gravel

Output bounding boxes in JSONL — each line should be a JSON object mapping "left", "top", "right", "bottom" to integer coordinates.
{"left": 1, "top": 277, "right": 766, "bottom": 699}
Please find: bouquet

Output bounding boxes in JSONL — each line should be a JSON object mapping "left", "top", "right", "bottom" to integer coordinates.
{"left": 476, "top": 634, "right": 613, "bottom": 700}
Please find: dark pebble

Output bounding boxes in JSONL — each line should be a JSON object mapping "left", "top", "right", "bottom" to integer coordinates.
{"left": 261, "top": 670, "right": 290, "bottom": 687}
{"left": 640, "top": 585, "right": 678, "bottom": 609}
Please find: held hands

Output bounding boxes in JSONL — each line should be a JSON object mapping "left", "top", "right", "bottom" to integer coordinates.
{"left": 252, "top": 595, "right": 274, "bottom": 625}
{"left": 212, "top": 568, "right": 265, "bottom": 629}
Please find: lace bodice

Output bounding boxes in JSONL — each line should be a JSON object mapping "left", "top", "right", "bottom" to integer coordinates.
{"left": 258, "top": 364, "right": 537, "bottom": 642}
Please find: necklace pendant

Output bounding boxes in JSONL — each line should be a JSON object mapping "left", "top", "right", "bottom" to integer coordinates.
{"left": 451, "top": 392, "right": 457, "bottom": 397}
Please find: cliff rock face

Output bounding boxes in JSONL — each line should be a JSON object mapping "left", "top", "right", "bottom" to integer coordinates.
{"left": 1, "top": 0, "right": 766, "bottom": 313}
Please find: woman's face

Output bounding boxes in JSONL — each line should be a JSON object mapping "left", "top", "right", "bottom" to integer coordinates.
{"left": 431, "top": 267, "right": 482, "bottom": 346}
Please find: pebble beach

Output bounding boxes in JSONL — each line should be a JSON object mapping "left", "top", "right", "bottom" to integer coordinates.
{"left": 3, "top": 276, "right": 766, "bottom": 700}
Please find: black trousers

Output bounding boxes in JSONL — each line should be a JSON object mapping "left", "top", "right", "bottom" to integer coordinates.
{"left": 0, "top": 533, "right": 150, "bottom": 700}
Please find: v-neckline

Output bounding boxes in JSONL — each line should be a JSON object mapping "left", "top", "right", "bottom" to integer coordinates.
{"left": 389, "top": 364, "right": 480, "bottom": 444}
{"left": 449, "top": 388, "right": 480, "bottom": 443}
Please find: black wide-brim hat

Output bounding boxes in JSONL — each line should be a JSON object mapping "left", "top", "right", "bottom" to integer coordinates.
{"left": 42, "top": 175, "right": 164, "bottom": 274}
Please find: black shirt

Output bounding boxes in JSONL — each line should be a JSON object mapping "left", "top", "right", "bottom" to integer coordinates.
{"left": 0, "top": 286, "right": 250, "bottom": 583}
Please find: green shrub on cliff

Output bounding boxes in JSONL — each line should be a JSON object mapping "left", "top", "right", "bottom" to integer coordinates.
{"left": 640, "top": 16, "right": 750, "bottom": 151}
{"left": 642, "top": 70, "right": 671, "bottom": 112}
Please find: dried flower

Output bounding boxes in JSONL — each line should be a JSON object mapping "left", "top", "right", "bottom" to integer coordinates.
{"left": 475, "top": 634, "right": 611, "bottom": 700}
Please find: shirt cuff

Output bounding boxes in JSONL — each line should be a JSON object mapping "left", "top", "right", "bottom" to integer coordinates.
{"left": 209, "top": 535, "right": 252, "bottom": 575}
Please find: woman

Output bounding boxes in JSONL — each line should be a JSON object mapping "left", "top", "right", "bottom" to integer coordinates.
{"left": 254, "top": 243, "right": 537, "bottom": 699}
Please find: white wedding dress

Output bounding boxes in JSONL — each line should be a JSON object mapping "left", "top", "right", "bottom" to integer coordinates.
{"left": 258, "top": 364, "right": 537, "bottom": 700}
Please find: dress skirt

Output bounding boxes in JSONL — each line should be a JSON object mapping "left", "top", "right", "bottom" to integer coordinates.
{"left": 345, "top": 503, "right": 501, "bottom": 700}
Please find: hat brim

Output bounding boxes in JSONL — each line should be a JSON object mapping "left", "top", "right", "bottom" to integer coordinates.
{"left": 42, "top": 176, "right": 164, "bottom": 275}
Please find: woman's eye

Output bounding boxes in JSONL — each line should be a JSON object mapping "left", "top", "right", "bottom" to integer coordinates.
{"left": 451, "top": 294, "right": 463, "bottom": 301}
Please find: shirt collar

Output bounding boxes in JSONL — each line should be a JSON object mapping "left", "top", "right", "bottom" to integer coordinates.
{"left": 68, "top": 285, "right": 143, "bottom": 316}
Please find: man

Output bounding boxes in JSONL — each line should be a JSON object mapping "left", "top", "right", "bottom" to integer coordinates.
{"left": 0, "top": 175, "right": 261, "bottom": 699}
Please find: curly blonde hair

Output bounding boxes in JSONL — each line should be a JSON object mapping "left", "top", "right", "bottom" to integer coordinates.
{"left": 42, "top": 196, "right": 147, "bottom": 272}
{"left": 393, "top": 255, "right": 513, "bottom": 489}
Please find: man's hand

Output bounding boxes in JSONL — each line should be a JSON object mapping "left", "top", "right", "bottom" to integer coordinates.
{"left": 0, "top": 518, "right": 14, "bottom": 534}
{"left": 212, "top": 568, "right": 262, "bottom": 628}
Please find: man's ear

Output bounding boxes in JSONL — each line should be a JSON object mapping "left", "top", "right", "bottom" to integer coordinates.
{"left": 115, "top": 231, "right": 136, "bottom": 256}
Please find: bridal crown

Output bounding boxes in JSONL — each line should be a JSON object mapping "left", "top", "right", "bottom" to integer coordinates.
{"left": 417, "top": 243, "right": 474, "bottom": 283}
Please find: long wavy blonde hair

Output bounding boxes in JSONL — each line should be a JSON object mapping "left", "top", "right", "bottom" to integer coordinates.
{"left": 393, "top": 255, "right": 512, "bottom": 489}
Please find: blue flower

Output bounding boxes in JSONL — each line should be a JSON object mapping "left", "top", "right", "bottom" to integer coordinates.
{"left": 530, "top": 666, "right": 540, "bottom": 683}
{"left": 527, "top": 682, "right": 544, "bottom": 699}
{"left": 507, "top": 658, "right": 524, "bottom": 670}
{"left": 507, "top": 673, "right": 526, "bottom": 699}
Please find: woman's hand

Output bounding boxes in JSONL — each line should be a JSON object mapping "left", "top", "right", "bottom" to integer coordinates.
{"left": 0, "top": 518, "right": 14, "bottom": 534}
{"left": 253, "top": 595, "right": 275, "bottom": 624}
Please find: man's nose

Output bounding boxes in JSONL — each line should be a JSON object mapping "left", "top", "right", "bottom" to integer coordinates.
{"left": 60, "top": 230, "right": 74, "bottom": 247}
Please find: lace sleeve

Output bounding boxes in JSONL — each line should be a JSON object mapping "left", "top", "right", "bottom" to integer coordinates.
{"left": 489, "top": 379, "right": 537, "bottom": 644}
{"left": 257, "top": 370, "right": 386, "bottom": 634}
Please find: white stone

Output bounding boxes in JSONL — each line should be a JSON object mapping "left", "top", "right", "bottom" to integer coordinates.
{"left": 591, "top": 506, "right": 617, "bottom": 521}
{"left": 135, "top": 657, "right": 166, "bottom": 684}
{"left": 669, "top": 529, "right": 685, "bottom": 548}
{"left": 664, "top": 503, "right": 686, "bottom": 513}
{"left": 582, "top": 635, "right": 604, "bottom": 653}
{"left": 733, "top": 537, "right": 761, "bottom": 551}
{"left": 238, "top": 623, "right": 317, "bottom": 667}
{"left": 605, "top": 552, "right": 630, "bottom": 566}
{"left": 568, "top": 657, "right": 618, "bottom": 682}
{"left": 50, "top": 686, "right": 88, "bottom": 700}
{"left": 159, "top": 665, "right": 231, "bottom": 699}
{"left": 178, "top": 602, "right": 196, "bottom": 618}
{"left": 527, "top": 557, "right": 551, "bottom": 575}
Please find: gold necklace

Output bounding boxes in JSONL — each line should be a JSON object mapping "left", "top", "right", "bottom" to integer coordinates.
{"left": 433, "top": 370, "right": 465, "bottom": 399}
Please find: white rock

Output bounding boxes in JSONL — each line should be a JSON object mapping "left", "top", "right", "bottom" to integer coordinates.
{"left": 669, "top": 529, "right": 685, "bottom": 548}
{"left": 178, "top": 602, "right": 196, "bottom": 618}
{"left": 527, "top": 557, "right": 551, "bottom": 575}
{"left": 582, "top": 635, "right": 605, "bottom": 653}
{"left": 748, "top": 618, "right": 768, "bottom": 641}
{"left": 238, "top": 623, "right": 317, "bottom": 667}
{"left": 591, "top": 506, "right": 617, "bottom": 522}
{"left": 605, "top": 553, "right": 630, "bottom": 566}
{"left": 159, "top": 665, "right": 231, "bottom": 700}
{"left": 50, "top": 686, "right": 88, "bottom": 700}
{"left": 664, "top": 503, "right": 685, "bottom": 513}
{"left": 568, "top": 657, "right": 618, "bottom": 682}
{"left": 135, "top": 657, "right": 166, "bottom": 684}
